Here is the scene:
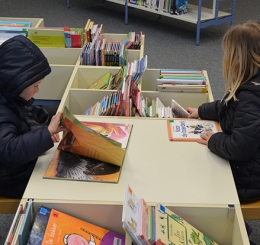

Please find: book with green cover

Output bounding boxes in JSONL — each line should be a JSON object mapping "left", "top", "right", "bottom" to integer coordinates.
{"left": 89, "top": 72, "right": 112, "bottom": 89}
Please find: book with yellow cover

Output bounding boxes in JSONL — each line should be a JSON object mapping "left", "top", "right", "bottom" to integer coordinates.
{"left": 44, "top": 106, "right": 133, "bottom": 183}
{"left": 167, "top": 119, "right": 221, "bottom": 141}
{"left": 28, "top": 28, "right": 65, "bottom": 48}
{"left": 27, "top": 206, "right": 125, "bottom": 245}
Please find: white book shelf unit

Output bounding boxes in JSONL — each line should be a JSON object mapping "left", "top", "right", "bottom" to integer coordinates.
{"left": 57, "top": 66, "right": 213, "bottom": 115}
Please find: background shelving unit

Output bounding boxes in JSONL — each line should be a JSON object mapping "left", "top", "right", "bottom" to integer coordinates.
{"left": 65, "top": 0, "right": 235, "bottom": 45}
{"left": 125, "top": 0, "right": 235, "bottom": 45}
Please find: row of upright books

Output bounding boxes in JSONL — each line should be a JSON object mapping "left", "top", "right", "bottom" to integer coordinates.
{"left": 7, "top": 185, "right": 219, "bottom": 245}
{"left": 123, "top": 184, "right": 219, "bottom": 245}
{"left": 81, "top": 19, "right": 142, "bottom": 66}
{"left": 129, "top": 0, "right": 188, "bottom": 15}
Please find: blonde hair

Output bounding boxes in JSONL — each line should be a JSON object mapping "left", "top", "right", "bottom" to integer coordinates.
{"left": 222, "top": 20, "right": 260, "bottom": 104}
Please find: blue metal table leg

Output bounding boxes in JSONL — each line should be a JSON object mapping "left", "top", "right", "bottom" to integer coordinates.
{"left": 125, "top": 0, "right": 128, "bottom": 24}
{"left": 196, "top": 0, "right": 203, "bottom": 45}
{"left": 67, "top": 0, "right": 70, "bottom": 8}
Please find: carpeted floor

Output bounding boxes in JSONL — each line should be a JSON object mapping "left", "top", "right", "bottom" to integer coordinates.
{"left": 0, "top": 0, "right": 260, "bottom": 244}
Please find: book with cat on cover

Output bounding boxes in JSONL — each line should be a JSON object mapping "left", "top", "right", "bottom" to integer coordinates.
{"left": 167, "top": 119, "right": 221, "bottom": 141}
{"left": 27, "top": 206, "right": 125, "bottom": 245}
{"left": 43, "top": 106, "right": 133, "bottom": 183}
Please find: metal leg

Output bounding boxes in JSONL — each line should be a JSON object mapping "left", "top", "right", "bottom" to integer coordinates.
{"left": 196, "top": 0, "right": 203, "bottom": 45}
{"left": 67, "top": 0, "right": 70, "bottom": 8}
{"left": 125, "top": 0, "right": 128, "bottom": 25}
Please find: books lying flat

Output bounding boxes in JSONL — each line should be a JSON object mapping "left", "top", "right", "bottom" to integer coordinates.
{"left": 27, "top": 206, "right": 125, "bottom": 245}
{"left": 158, "top": 84, "right": 208, "bottom": 93}
{"left": 157, "top": 78, "right": 206, "bottom": 85}
{"left": 167, "top": 119, "right": 221, "bottom": 141}
{"left": 44, "top": 106, "right": 133, "bottom": 183}
{"left": 160, "top": 69, "right": 204, "bottom": 74}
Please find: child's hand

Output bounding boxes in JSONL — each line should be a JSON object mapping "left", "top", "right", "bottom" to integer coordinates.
{"left": 197, "top": 131, "right": 214, "bottom": 145}
{"left": 51, "top": 133, "right": 60, "bottom": 143}
{"left": 48, "top": 111, "right": 67, "bottom": 137}
{"left": 186, "top": 107, "right": 199, "bottom": 118}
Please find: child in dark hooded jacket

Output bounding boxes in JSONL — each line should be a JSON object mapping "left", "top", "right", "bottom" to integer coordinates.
{"left": 187, "top": 20, "right": 260, "bottom": 204}
{"left": 0, "top": 35, "right": 65, "bottom": 198}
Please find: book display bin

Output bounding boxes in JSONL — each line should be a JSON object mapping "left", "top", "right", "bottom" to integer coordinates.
{"left": 1, "top": 17, "right": 250, "bottom": 245}
{"left": 9, "top": 199, "right": 248, "bottom": 245}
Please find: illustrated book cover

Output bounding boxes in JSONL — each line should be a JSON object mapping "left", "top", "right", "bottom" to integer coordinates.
{"left": 43, "top": 106, "right": 133, "bottom": 183}
{"left": 167, "top": 119, "right": 221, "bottom": 141}
{"left": 27, "top": 205, "right": 125, "bottom": 245}
{"left": 155, "top": 203, "right": 219, "bottom": 245}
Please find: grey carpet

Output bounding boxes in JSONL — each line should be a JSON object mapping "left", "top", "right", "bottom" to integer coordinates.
{"left": 0, "top": 0, "right": 260, "bottom": 244}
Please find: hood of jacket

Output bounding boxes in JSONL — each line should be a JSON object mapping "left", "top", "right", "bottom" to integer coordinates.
{"left": 0, "top": 35, "right": 51, "bottom": 103}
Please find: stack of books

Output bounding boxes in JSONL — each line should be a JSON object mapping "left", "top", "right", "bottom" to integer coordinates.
{"left": 157, "top": 69, "right": 208, "bottom": 93}
{"left": 81, "top": 18, "right": 142, "bottom": 66}
{"left": 0, "top": 20, "right": 31, "bottom": 44}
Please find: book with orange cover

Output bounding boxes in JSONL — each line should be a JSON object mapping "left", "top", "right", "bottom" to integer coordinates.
{"left": 167, "top": 119, "right": 221, "bottom": 141}
{"left": 44, "top": 106, "right": 133, "bottom": 183}
{"left": 28, "top": 206, "right": 125, "bottom": 245}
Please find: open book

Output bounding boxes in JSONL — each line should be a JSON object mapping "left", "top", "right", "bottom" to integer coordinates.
{"left": 44, "top": 106, "right": 133, "bottom": 183}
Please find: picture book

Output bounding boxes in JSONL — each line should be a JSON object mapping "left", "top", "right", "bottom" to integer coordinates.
{"left": 43, "top": 106, "right": 133, "bottom": 183}
{"left": 167, "top": 119, "right": 221, "bottom": 141}
{"left": 88, "top": 72, "right": 112, "bottom": 89}
{"left": 28, "top": 205, "right": 125, "bottom": 245}
{"left": 171, "top": 99, "right": 189, "bottom": 118}
{"left": 27, "top": 206, "right": 52, "bottom": 245}
{"left": 122, "top": 184, "right": 150, "bottom": 245}
{"left": 155, "top": 203, "right": 219, "bottom": 245}
{"left": 28, "top": 28, "right": 65, "bottom": 48}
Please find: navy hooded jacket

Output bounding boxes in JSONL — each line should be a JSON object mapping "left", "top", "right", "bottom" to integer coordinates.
{"left": 198, "top": 73, "right": 260, "bottom": 203}
{"left": 0, "top": 35, "right": 53, "bottom": 198}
